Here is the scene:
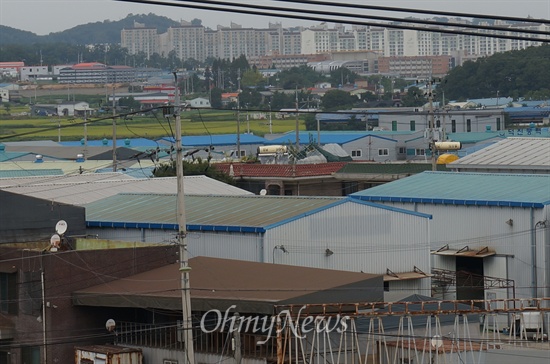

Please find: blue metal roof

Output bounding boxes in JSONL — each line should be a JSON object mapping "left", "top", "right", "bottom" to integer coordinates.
{"left": 447, "top": 132, "right": 505, "bottom": 143}
{"left": 504, "top": 106, "right": 550, "bottom": 119}
{"left": 160, "top": 133, "right": 267, "bottom": 147}
{"left": 0, "top": 169, "right": 64, "bottom": 178}
{"left": 267, "top": 132, "right": 397, "bottom": 145}
{"left": 350, "top": 172, "right": 550, "bottom": 207}
{"left": 0, "top": 151, "right": 33, "bottom": 162}
{"left": 60, "top": 138, "right": 159, "bottom": 147}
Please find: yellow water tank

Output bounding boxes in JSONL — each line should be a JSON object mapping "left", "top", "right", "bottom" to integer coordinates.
{"left": 437, "top": 153, "right": 459, "bottom": 164}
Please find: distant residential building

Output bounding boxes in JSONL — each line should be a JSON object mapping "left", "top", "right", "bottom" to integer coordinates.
{"left": 0, "top": 61, "right": 24, "bottom": 78}
{"left": 20, "top": 66, "right": 49, "bottom": 81}
{"left": 58, "top": 63, "right": 136, "bottom": 84}
{"left": 186, "top": 97, "right": 211, "bottom": 108}
{"left": 120, "top": 20, "right": 548, "bottom": 70}
{"left": 121, "top": 21, "right": 159, "bottom": 59}
{"left": 377, "top": 55, "right": 452, "bottom": 78}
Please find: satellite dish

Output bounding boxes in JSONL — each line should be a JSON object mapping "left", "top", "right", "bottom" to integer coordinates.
{"left": 106, "top": 319, "right": 116, "bottom": 332}
{"left": 55, "top": 220, "right": 68, "bottom": 235}
{"left": 50, "top": 234, "right": 61, "bottom": 252}
{"left": 431, "top": 335, "right": 443, "bottom": 349}
{"left": 259, "top": 189, "right": 267, "bottom": 196}
{"left": 50, "top": 234, "right": 61, "bottom": 249}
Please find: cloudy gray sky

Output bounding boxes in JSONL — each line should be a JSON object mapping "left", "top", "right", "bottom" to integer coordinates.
{"left": 1, "top": 0, "right": 549, "bottom": 35}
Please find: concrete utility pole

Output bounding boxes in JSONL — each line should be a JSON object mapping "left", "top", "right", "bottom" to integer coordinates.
{"left": 112, "top": 86, "right": 117, "bottom": 172}
{"left": 236, "top": 70, "right": 241, "bottom": 159}
{"left": 174, "top": 72, "right": 195, "bottom": 364}
{"left": 427, "top": 80, "right": 437, "bottom": 171}
{"left": 295, "top": 89, "right": 299, "bottom": 150}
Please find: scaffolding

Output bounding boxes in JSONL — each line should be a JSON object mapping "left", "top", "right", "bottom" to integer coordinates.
{"left": 273, "top": 297, "right": 550, "bottom": 364}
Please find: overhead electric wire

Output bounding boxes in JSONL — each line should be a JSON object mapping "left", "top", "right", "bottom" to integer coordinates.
{"left": 114, "top": 0, "right": 550, "bottom": 42}
{"left": 273, "top": 0, "right": 550, "bottom": 25}
{"left": 172, "top": 0, "right": 550, "bottom": 36}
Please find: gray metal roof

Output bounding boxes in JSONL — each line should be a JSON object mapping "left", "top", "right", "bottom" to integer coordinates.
{"left": 0, "top": 174, "right": 252, "bottom": 205}
{"left": 449, "top": 137, "right": 550, "bottom": 170}
{"left": 85, "top": 193, "right": 343, "bottom": 231}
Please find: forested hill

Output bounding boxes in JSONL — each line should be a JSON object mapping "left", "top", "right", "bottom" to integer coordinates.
{"left": 0, "top": 13, "right": 180, "bottom": 46}
{"left": 440, "top": 44, "right": 550, "bottom": 101}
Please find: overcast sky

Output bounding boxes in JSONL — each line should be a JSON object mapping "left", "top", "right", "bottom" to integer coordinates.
{"left": 1, "top": 0, "right": 549, "bottom": 35}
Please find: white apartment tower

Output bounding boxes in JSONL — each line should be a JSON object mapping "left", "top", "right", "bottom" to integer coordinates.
{"left": 168, "top": 22, "right": 205, "bottom": 62}
{"left": 121, "top": 22, "right": 158, "bottom": 59}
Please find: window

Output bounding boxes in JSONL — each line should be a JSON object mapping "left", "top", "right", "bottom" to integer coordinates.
{"left": 496, "top": 117, "right": 501, "bottom": 131}
{"left": 415, "top": 149, "right": 425, "bottom": 156}
{"left": 398, "top": 147, "right": 406, "bottom": 154}
{"left": 378, "top": 148, "right": 389, "bottom": 156}
{"left": 409, "top": 120, "right": 415, "bottom": 131}
{"left": 0, "top": 272, "right": 17, "bottom": 314}
{"left": 436, "top": 119, "right": 441, "bottom": 128}
{"left": 351, "top": 149, "right": 362, "bottom": 157}
{"left": 392, "top": 120, "right": 397, "bottom": 131}
{"left": 451, "top": 120, "right": 456, "bottom": 133}
{"left": 466, "top": 119, "right": 471, "bottom": 132}
{"left": 163, "top": 360, "right": 178, "bottom": 364}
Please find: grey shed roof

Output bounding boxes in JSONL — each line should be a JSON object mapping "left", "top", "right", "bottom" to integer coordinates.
{"left": 86, "top": 193, "right": 343, "bottom": 232}
{"left": 449, "top": 137, "right": 550, "bottom": 171}
{"left": 0, "top": 174, "right": 251, "bottom": 205}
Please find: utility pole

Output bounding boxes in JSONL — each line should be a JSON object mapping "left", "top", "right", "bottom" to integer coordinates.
{"left": 112, "top": 86, "right": 117, "bottom": 172}
{"left": 236, "top": 70, "right": 241, "bottom": 159}
{"left": 268, "top": 103, "right": 273, "bottom": 134}
{"left": 295, "top": 89, "right": 299, "bottom": 150}
{"left": 174, "top": 71, "right": 195, "bottom": 364}
{"left": 427, "top": 80, "right": 437, "bottom": 171}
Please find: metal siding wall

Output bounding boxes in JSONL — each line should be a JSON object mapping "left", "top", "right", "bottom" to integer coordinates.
{"left": 187, "top": 231, "right": 263, "bottom": 262}
{"left": 265, "top": 201, "right": 431, "bottom": 277}
{"left": 374, "top": 201, "right": 547, "bottom": 299}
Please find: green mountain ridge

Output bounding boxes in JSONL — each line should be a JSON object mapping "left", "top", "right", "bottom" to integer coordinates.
{"left": 0, "top": 13, "right": 180, "bottom": 46}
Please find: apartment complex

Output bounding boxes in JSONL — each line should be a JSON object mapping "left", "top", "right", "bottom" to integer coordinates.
{"left": 122, "top": 20, "right": 547, "bottom": 62}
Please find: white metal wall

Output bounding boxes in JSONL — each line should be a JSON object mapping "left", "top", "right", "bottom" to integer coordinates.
{"left": 370, "top": 201, "right": 549, "bottom": 300}
{"left": 342, "top": 136, "right": 398, "bottom": 162}
{"left": 264, "top": 200, "right": 431, "bottom": 277}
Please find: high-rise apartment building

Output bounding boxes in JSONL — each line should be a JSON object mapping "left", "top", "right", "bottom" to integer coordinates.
{"left": 120, "top": 22, "right": 159, "bottom": 59}
{"left": 121, "top": 20, "right": 548, "bottom": 67}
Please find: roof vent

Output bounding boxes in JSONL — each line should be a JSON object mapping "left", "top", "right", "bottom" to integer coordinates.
{"left": 102, "top": 138, "right": 108, "bottom": 146}
{"left": 35, "top": 154, "right": 43, "bottom": 163}
{"left": 124, "top": 138, "right": 131, "bottom": 146}
{"left": 0, "top": 144, "right": 5, "bottom": 152}
{"left": 76, "top": 153, "right": 85, "bottom": 162}
{"left": 80, "top": 138, "right": 85, "bottom": 146}
{"left": 486, "top": 125, "right": 492, "bottom": 132}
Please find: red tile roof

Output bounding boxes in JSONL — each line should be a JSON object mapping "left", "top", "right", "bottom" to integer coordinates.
{"left": 214, "top": 162, "right": 348, "bottom": 178}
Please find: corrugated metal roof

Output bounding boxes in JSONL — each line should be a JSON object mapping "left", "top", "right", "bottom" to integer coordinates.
{"left": 85, "top": 193, "right": 343, "bottom": 231}
{"left": 0, "top": 151, "right": 33, "bottom": 162}
{"left": 446, "top": 132, "right": 505, "bottom": 144}
{"left": 72, "top": 256, "right": 383, "bottom": 314}
{"left": 267, "top": 132, "right": 397, "bottom": 145}
{"left": 450, "top": 137, "right": 550, "bottom": 170}
{"left": 0, "top": 160, "right": 157, "bottom": 174}
{"left": 60, "top": 138, "right": 158, "bottom": 147}
{"left": 336, "top": 162, "right": 449, "bottom": 175}
{"left": 0, "top": 169, "right": 64, "bottom": 178}
{"left": 214, "top": 162, "right": 347, "bottom": 178}
{"left": 350, "top": 171, "right": 550, "bottom": 207}
{"left": 1, "top": 175, "right": 252, "bottom": 205}
{"left": 159, "top": 133, "right": 267, "bottom": 146}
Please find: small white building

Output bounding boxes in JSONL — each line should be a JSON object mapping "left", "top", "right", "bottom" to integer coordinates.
{"left": 20, "top": 66, "right": 49, "bottom": 81}
{"left": 186, "top": 97, "right": 211, "bottom": 108}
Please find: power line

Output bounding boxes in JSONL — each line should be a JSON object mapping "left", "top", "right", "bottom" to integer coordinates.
{"left": 176, "top": 0, "right": 550, "bottom": 36}
{"left": 273, "top": 0, "right": 550, "bottom": 25}
{"left": 113, "top": 0, "right": 550, "bottom": 42}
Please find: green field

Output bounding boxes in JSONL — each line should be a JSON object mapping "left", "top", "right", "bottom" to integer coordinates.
{"left": 0, "top": 107, "right": 305, "bottom": 142}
